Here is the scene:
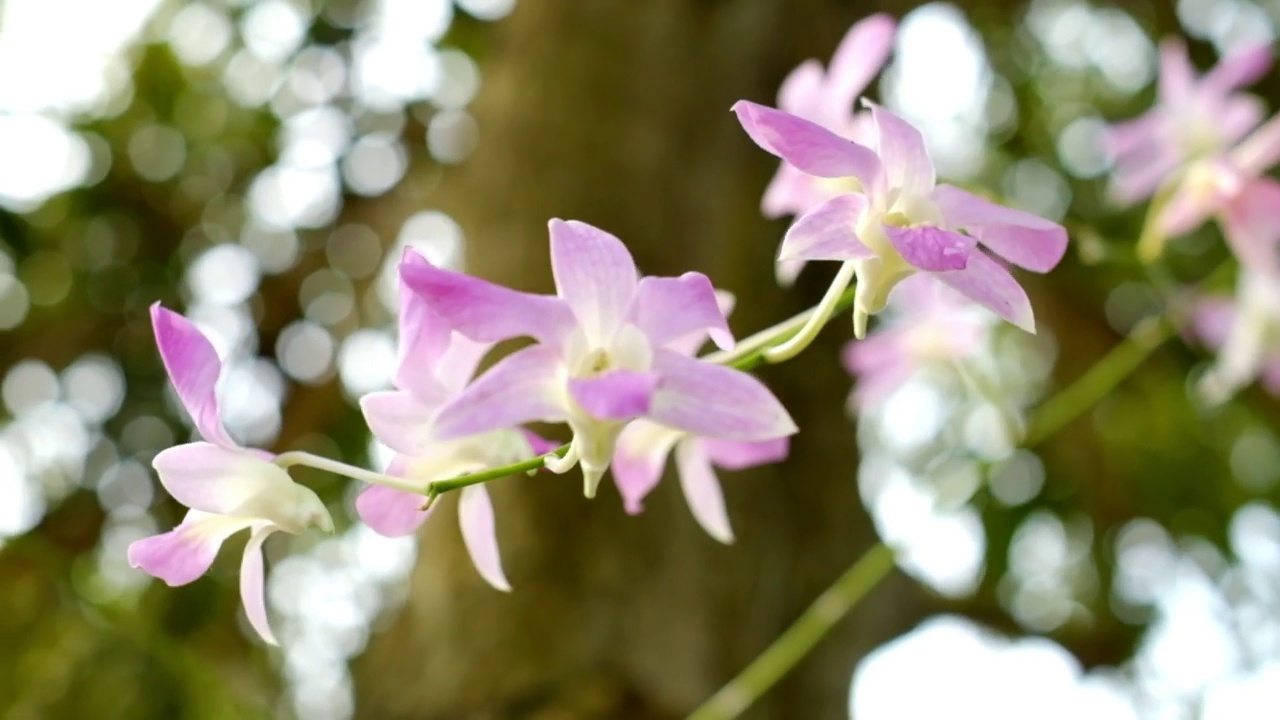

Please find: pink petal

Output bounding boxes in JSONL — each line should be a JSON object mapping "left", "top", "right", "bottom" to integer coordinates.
{"left": 731, "top": 101, "right": 881, "bottom": 185}
{"left": 866, "top": 102, "right": 935, "bottom": 198}
{"left": 360, "top": 390, "right": 440, "bottom": 457}
{"left": 394, "top": 250, "right": 455, "bottom": 399}
{"left": 825, "top": 14, "right": 897, "bottom": 112}
{"left": 612, "top": 421, "right": 680, "bottom": 514}
{"left": 932, "top": 185, "right": 1068, "bottom": 272}
{"left": 435, "top": 334, "right": 492, "bottom": 394}
{"left": 432, "top": 345, "right": 567, "bottom": 439}
{"left": 1108, "top": 150, "right": 1183, "bottom": 206}
{"left": 1192, "top": 296, "right": 1236, "bottom": 350}
{"left": 779, "top": 193, "right": 875, "bottom": 262}
{"left": 933, "top": 251, "right": 1035, "bottom": 333}
{"left": 883, "top": 225, "right": 975, "bottom": 272}
{"left": 151, "top": 442, "right": 301, "bottom": 520}
{"left": 675, "top": 441, "right": 734, "bottom": 544}
{"left": 1221, "top": 178, "right": 1280, "bottom": 273}
{"left": 702, "top": 437, "right": 790, "bottom": 471}
{"left": 150, "top": 303, "right": 236, "bottom": 448}
{"left": 1218, "top": 96, "right": 1267, "bottom": 148}
{"left": 648, "top": 349, "right": 797, "bottom": 440}
{"left": 777, "top": 59, "right": 826, "bottom": 118}
{"left": 458, "top": 485, "right": 510, "bottom": 592}
{"left": 399, "top": 256, "right": 575, "bottom": 347}
{"left": 356, "top": 484, "right": 435, "bottom": 537}
{"left": 1157, "top": 38, "right": 1194, "bottom": 103}
{"left": 630, "top": 273, "right": 734, "bottom": 351}
{"left": 128, "top": 511, "right": 252, "bottom": 586}
{"left": 1202, "top": 44, "right": 1272, "bottom": 95}
{"left": 1104, "top": 114, "right": 1162, "bottom": 160}
{"left": 1234, "top": 112, "right": 1280, "bottom": 177}
{"left": 775, "top": 259, "right": 807, "bottom": 287}
{"left": 520, "top": 428, "right": 561, "bottom": 456}
{"left": 239, "top": 524, "right": 278, "bottom": 645}
{"left": 568, "top": 370, "right": 660, "bottom": 421}
{"left": 762, "top": 163, "right": 831, "bottom": 219}
{"left": 841, "top": 331, "right": 915, "bottom": 409}
{"left": 548, "top": 219, "right": 639, "bottom": 345}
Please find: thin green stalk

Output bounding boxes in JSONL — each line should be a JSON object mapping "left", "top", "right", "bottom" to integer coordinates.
{"left": 685, "top": 543, "right": 896, "bottom": 720}
{"left": 1023, "top": 316, "right": 1173, "bottom": 447}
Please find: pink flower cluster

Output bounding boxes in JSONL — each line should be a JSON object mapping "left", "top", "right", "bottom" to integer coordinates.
{"left": 1102, "top": 39, "right": 1280, "bottom": 402}
{"left": 128, "top": 12, "right": 1075, "bottom": 645}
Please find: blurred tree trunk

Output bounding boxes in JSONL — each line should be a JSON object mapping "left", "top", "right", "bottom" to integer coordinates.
{"left": 353, "top": 2, "right": 928, "bottom": 718}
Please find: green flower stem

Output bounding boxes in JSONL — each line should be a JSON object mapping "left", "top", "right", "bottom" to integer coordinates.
{"left": 761, "top": 261, "right": 858, "bottom": 363}
{"left": 1022, "top": 315, "right": 1174, "bottom": 447}
{"left": 685, "top": 542, "right": 897, "bottom": 720}
{"left": 272, "top": 451, "right": 426, "bottom": 495}
{"left": 425, "top": 445, "right": 569, "bottom": 500}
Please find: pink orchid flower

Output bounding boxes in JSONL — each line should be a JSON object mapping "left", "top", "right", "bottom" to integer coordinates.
{"left": 400, "top": 219, "right": 798, "bottom": 498}
{"left": 612, "top": 292, "right": 789, "bottom": 543}
{"left": 842, "top": 274, "right": 994, "bottom": 410}
{"left": 733, "top": 99, "right": 1068, "bottom": 346}
{"left": 357, "top": 251, "right": 540, "bottom": 591}
{"left": 129, "top": 304, "right": 333, "bottom": 645}
{"left": 762, "top": 14, "right": 897, "bottom": 285}
{"left": 1105, "top": 38, "right": 1271, "bottom": 206}
{"left": 1192, "top": 277, "right": 1280, "bottom": 404}
{"left": 1188, "top": 184, "right": 1280, "bottom": 404}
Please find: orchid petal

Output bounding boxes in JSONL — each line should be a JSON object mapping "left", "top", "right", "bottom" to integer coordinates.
{"left": 1222, "top": 178, "right": 1280, "bottom": 273}
{"left": 779, "top": 193, "right": 875, "bottom": 262}
{"left": 675, "top": 441, "right": 734, "bottom": 544}
{"left": 762, "top": 163, "right": 827, "bottom": 219}
{"left": 1218, "top": 95, "right": 1267, "bottom": 148}
{"left": 866, "top": 102, "right": 935, "bottom": 198}
{"left": 239, "top": 524, "right": 278, "bottom": 645}
{"left": 393, "top": 250, "right": 454, "bottom": 398}
{"left": 435, "top": 334, "right": 491, "bottom": 394}
{"left": 883, "top": 225, "right": 974, "bottom": 272}
{"left": 151, "top": 442, "right": 328, "bottom": 533}
{"left": 648, "top": 350, "right": 797, "bottom": 440}
{"left": 630, "top": 273, "right": 734, "bottom": 351}
{"left": 399, "top": 256, "right": 575, "bottom": 346}
{"left": 150, "top": 304, "right": 236, "bottom": 448}
{"left": 932, "top": 185, "right": 1068, "bottom": 272}
{"left": 1192, "top": 297, "right": 1236, "bottom": 350}
{"left": 1157, "top": 38, "right": 1194, "bottom": 102}
{"left": 612, "top": 421, "right": 681, "bottom": 514}
{"left": 432, "top": 345, "right": 567, "bottom": 439}
{"left": 568, "top": 370, "right": 660, "bottom": 421}
{"left": 1234, "top": 112, "right": 1280, "bottom": 177}
{"left": 548, "top": 219, "right": 639, "bottom": 345}
{"left": 360, "top": 390, "right": 441, "bottom": 457}
{"left": 826, "top": 14, "right": 897, "bottom": 110}
{"left": 732, "top": 101, "right": 880, "bottom": 185}
{"left": 702, "top": 437, "right": 790, "bottom": 471}
{"left": 934, "top": 252, "right": 1035, "bottom": 333}
{"left": 459, "top": 485, "right": 510, "bottom": 592}
{"left": 128, "top": 510, "right": 253, "bottom": 586}
{"left": 1202, "top": 44, "right": 1272, "bottom": 95}
{"left": 356, "top": 483, "right": 436, "bottom": 537}
{"left": 777, "top": 59, "right": 825, "bottom": 120}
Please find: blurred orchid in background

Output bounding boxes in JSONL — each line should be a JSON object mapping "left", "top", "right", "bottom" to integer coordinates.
{"left": 1105, "top": 38, "right": 1271, "bottom": 208}
{"left": 357, "top": 250, "right": 541, "bottom": 591}
{"left": 843, "top": 274, "right": 996, "bottom": 411}
{"left": 401, "top": 219, "right": 797, "bottom": 499}
{"left": 128, "top": 305, "right": 334, "bottom": 645}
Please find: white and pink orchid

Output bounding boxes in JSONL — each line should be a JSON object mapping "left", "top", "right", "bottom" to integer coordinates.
{"left": 400, "top": 219, "right": 798, "bottom": 498}
{"left": 1105, "top": 38, "right": 1271, "bottom": 207}
{"left": 128, "top": 304, "right": 333, "bottom": 645}
{"left": 733, "top": 99, "right": 1068, "bottom": 346}
{"left": 612, "top": 292, "right": 789, "bottom": 543}
{"left": 762, "top": 13, "right": 897, "bottom": 285}
{"left": 356, "top": 250, "right": 541, "bottom": 591}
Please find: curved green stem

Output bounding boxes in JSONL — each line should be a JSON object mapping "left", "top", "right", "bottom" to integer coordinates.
{"left": 762, "top": 261, "right": 857, "bottom": 364}
{"left": 685, "top": 543, "right": 896, "bottom": 720}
